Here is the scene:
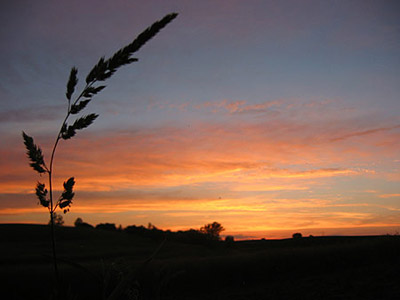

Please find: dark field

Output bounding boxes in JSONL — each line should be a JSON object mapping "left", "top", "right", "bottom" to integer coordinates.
{"left": 1, "top": 224, "right": 400, "bottom": 299}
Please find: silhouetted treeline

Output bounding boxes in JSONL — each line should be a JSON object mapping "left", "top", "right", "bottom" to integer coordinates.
{"left": 95, "top": 223, "right": 117, "bottom": 231}
{"left": 74, "top": 218, "right": 228, "bottom": 244}
{"left": 124, "top": 225, "right": 220, "bottom": 245}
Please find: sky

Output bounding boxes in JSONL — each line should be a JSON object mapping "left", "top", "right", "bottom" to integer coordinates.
{"left": 0, "top": 0, "right": 399, "bottom": 239}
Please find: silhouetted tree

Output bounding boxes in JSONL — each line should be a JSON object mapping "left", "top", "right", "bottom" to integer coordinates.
{"left": 224, "top": 235, "right": 235, "bottom": 248}
{"left": 48, "top": 212, "right": 64, "bottom": 226}
{"left": 21, "top": 13, "right": 178, "bottom": 283}
{"left": 96, "top": 223, "right": 117, "bottom": 231}
{"left": 225, "top": 235, "right": 234, "bottom": 243}
{"left": 74, "top": 217, "right": 93, "bottom": 228}
{"left": 147, "top": 222, "right": 157, "bottom": 230}
{"left": 292, "top": 232, "right": 303, "bottom": 239}
{"left": 200, "top": 222, "right": 225, "bottom": 240}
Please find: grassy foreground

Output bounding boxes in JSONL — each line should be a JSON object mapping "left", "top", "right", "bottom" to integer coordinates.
{"left": 1, "top": 224, "right": 400, "bottom": 299}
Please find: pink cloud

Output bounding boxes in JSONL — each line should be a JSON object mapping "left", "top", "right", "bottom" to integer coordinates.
{"left": 3, "top": 101, "right": 399, "bottom": 196}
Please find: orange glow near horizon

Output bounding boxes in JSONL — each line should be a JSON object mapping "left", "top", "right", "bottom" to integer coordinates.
{"left": 2, "top": 108, "right": 400, "bottom": 239}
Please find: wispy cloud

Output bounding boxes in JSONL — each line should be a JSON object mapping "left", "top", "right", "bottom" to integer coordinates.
{"left": 379, "top": 194, "right": 400, "bottom": 198}
{"left": 148, "top": 99, "right": 284, "bottom": 115}
{"left": 256, "top": 168, "right": 359, "bottom": 179}
{"left": 331, "top": 124, "right": 400, "bottom": 142}
{"left": 0, "top": 105, "right": 63, "bottom": 124}
{"left": 195, "top": 99, "right": 283, "bottom": 114}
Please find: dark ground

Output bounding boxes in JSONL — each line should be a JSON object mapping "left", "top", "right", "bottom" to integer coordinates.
{"left": 1, "top": 224, "right": 400, "bottom": 299}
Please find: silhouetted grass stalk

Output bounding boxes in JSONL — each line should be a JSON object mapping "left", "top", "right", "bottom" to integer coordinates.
{"left": 22, "top": 13, "right": 178, "bottom": 293}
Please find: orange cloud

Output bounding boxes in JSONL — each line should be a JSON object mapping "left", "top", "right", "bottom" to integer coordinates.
{"left": 2, "top": 114, "right": 396, "bottom": 196}
{"left": 2, "top": 98, "right": 399, "bottom": 236}
{"left": 379, "top": 194, "right": 400, "bottom": 198}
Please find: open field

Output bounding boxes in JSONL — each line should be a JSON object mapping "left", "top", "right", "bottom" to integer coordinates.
{"left": 1, "top": 224, "right": 400, "bottom": 299}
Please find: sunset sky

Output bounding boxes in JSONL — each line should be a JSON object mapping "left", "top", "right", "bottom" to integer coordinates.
{"left": 1, "top": 0, "right": 399, "bottom": 239}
